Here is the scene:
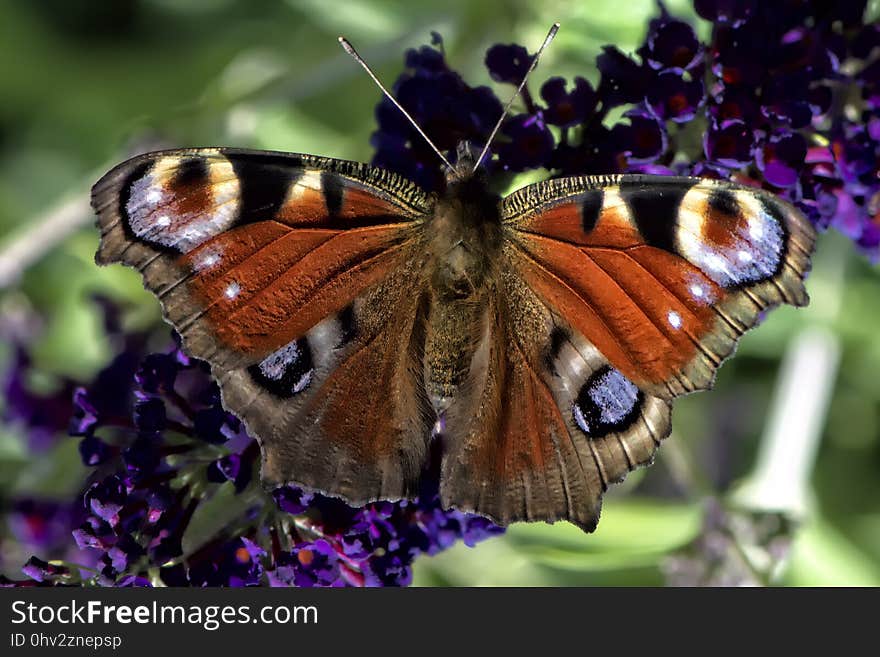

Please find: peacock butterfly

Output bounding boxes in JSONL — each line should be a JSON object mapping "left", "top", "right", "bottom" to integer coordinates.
{"left": 91, "top": 26, "right": 815, "bottom": 532}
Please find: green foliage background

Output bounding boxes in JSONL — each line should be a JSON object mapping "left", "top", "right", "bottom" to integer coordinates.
{"left": 1, "top": 0, "right": 879, "bottom": 585}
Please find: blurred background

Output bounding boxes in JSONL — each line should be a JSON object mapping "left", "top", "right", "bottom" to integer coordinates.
{"left": 1, "top": 0, "right": 879, "bottom": 586}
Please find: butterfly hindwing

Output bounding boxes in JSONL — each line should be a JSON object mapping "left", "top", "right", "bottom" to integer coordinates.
{"left": 93, "top": 148, "right": 436, "bottom": 502}
{"left": 440, "top": 267, "right": 672, "bottom": 530}
{"left": 219, "top": 256, "right": 435, "bottom": 503}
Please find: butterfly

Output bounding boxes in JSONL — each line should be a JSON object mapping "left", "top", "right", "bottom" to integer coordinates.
{"left": 91, "top": 29, "right": 816, "bottom": 532}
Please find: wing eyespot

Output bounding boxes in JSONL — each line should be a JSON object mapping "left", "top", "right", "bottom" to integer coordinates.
{"left": 247, "top": 337, "right": 315, "bottom": 398}
{"left": 572, "top": 365, "right": 644, "bottom": 439}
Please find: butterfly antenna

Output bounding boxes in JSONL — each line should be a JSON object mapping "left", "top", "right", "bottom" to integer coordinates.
{"left": 338, "top": 36, "right": 455, "bottom": 173}
{"left": 472, "top": 22, "right": 560, "bottom": 174}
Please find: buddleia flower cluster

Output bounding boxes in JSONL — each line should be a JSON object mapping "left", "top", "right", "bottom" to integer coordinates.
{"left": 374, "top": 1, "right": 880, "bottom": 258}
{"left": 2, "top": 300, "right": 501, "bottom": 587}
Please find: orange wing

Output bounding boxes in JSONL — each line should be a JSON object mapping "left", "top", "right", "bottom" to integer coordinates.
{"left": 440, "top": 276, "right": 671, "bottom": 530}
{"left": 93, "top": 148, "right": 435, "bottom": 502}
{"left": 502, "top": 175, "right": 816, "bottom": 398}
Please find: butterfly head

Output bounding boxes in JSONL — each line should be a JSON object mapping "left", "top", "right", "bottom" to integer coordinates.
{"left": 446, "top": 141, "right": 480, "bottom": 184}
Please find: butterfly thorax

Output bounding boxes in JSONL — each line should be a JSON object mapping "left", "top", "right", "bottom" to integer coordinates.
{"left": 428, "top": 155, "right": 502, "bottom": 297}
{"left": 423, "top": 156, "right": 502, "bottom": 412}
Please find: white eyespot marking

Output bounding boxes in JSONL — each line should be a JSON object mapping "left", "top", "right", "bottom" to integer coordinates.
{"left": 259, "top": 341, "right": 300, "bottom": 380}
{"left": 675, "top": 186, "right": 784, "bottom": 288}
{"left": 124, "top": 152, "right": 240, "bottom": 253}
{"left": 690, "top": 283, "right": 704, "bottom": 298}
{"left": 667, "top": 310, "right": 682, "bottom": 329}
{"left": 224, "top": 281, "right": 240, "bottom": 300}
{"left": 574, "top": 367, "right": 641, "bottom": 435}
{"left": 256, "top": 339, "right": 313, "bottom": 395}
{"left": 194, "top": 249, "right": 222, "bottom": 272}
{"left": 293, "top": 371, "right": 313, "bottom": 394}
{"left": 573, "top": 404, "right": 589, "bottom": 434}
{"left": 705, "top": 253, "right": 727, "bottom": 272}
{"left": 749, "top": 217, "right": 764, "bottom": 240}
{"left": 286, "top": 169, "right": 323, "bottom": 203}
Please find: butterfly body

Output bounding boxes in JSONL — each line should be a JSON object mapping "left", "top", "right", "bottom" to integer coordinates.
{"left": 422, "top": 146, "right": 505, "bottom": 410}
{"left": 93, "top": 146, "right": 815, "bottom": 532}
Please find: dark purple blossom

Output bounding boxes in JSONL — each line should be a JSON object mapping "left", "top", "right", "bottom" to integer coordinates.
{"left": 485, "top": 43, "right": 533, "bottom": 84}
{"left": 497, "top": 113, "right": 554, "bottom": 171}
{"left": 2, "top": 327, "right": 502, "bottom": 587}
{"left": 648, "top": 71, "right": 703, "bottom": 123}
{"left": 7, "top": 499, "right": 87, "bottom": 576}
{"left": 2, "top": 343, "right": 77, "bottom": 452}
{"left": 641, "top": 19, "right": 703, "bottom": 71}
{"left": 541, "top": 77, "right": 597, "bottom": 127}
{"left": 596, "top": 46, "right": 652, "bottom": 108}
{"left": 612, "top": 106, "right": 668, "bottom": 164}
{"left": 84, "top": 476, "right": 127, "bottom": 525}
{"left": 78, "top": 434, "right": 111, "bottom": 466}
{"left": 756, "top": 131, "right": 808, "bottom": 188}
{"left": 70, "top": 387, "right": 98, "bottom": 437}
{"left": 704, "top": 119, "right": 754, "bottom": 167}
{"left": 372, "top": 41, "right": 503, "bottom": 190}
{"left": 21, "top": 556, "right": 69, "bottom": 584}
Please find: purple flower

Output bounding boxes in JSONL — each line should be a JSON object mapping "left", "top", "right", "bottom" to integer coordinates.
{"left": 612, "top": 106, "right": 668, "bottom": 164}
{"left": 132, "top": 397, "right": 166, "bottom": 433}
{"left": 70, "top": 387, "right": 99, "bottom": 437}
{"left": 694, "top": 0, "right": 756, "bottom": 26}
{"left": 704, "top": 119, "right": 754, "bottom": 167}
{"left": 541, "top": 77, "right": 597, "bottom": 127}
{"left": 710, "top": 85, "right": 760, "bottom": 125}
{"left": 648, "top": 71, "right": 703, "bottom": 123}
{"left": 642, "top": 19, "right": 703, "bottom": 71}
{"left": 84, "top": 476, "right": 127, "bottom": 525}
{"left": 596, "top": 46, "right": 652, "bottom": 108}
{"left": 2, "top": 342, "right": 77, "bottom": 452}
{"left": 372, "top": 42, "right": 502, "bottom": 190}
{"left": 485, "top": 43, "right": 533, "bottom": 84}
{"left": 755, "top": 131, "right": 808, "bottom": 188}
{"left": 79, "top": 435, "right": 112, "bottom": 466}
{"left": 497, "top": 113, "right": 555, "bottom": 171}
{"left": 288, "top": 540, "right": 347, "bottom": 587}
{"left": 135, "top": 353, "right": 178, "bottom": 394}
{"left": 7, "top": 499, "right": 85, "bottom": 565}
{"left": 272, "top": 486, "right": 312, "bottom": 515}
{"left": 2, "top": 325, "right": 504, "bottom": 587}
{"left": 21, "top": 557, "right": 69, "bottom": 584}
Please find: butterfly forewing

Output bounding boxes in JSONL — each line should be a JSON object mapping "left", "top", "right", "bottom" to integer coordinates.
{"left": 93, "top": 148, "right": 437, "bottom": 503}
{"left": 502, "top": 175, "right": 816, "bottom": 397}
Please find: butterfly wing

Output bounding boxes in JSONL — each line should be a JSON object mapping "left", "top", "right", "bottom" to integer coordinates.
{"left": 93, "top": 148, "right": 435, "bottom": 502}
{"left": 441, "top": 175, "right": 815, "bottom": 530}
{"left": 502, "top": 175, "right": 815, "bottom": 397}
{"left": 440, "top": 275, "right": 671, "bottom": 530}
